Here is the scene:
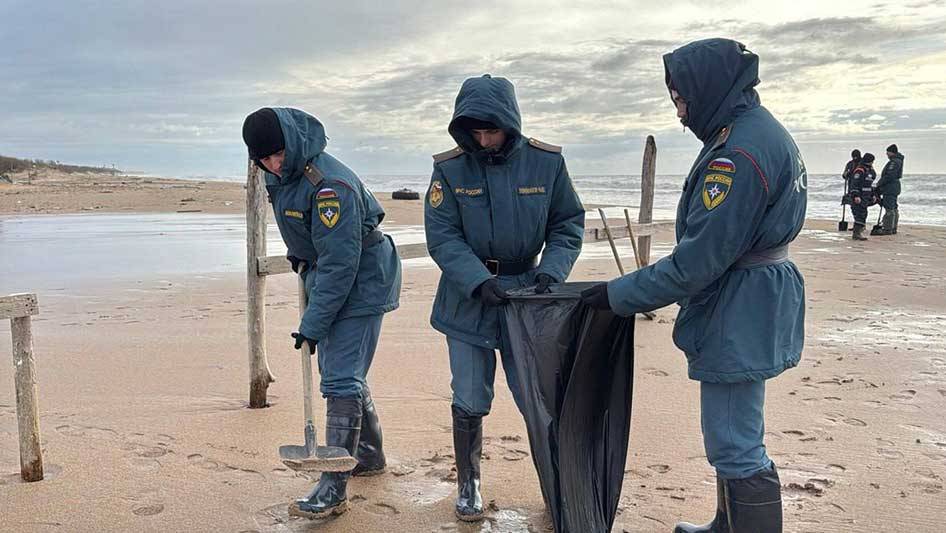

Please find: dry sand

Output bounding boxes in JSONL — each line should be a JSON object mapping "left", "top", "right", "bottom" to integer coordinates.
{"left": 1, "top": 171, "right": 945, "bottom": 532}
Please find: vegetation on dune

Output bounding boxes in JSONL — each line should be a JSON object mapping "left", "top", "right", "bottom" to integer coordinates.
{"left": 0, "top": 154, "right": 121, "bottom": 176}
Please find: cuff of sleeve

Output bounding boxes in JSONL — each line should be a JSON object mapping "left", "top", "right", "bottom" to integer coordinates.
{"left": 607, "top": 277, "right": 637, "bottom": 317}
{"left": 298, "top": 320, "right": 324, "bottom": 343}
{"left": 463, "top": 271, "right": 494, "bottom": 299}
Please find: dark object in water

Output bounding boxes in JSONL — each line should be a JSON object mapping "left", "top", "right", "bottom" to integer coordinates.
{"left": 502, "top": 282, "right": 635, "bottom": 533}
{"left": 391, "top": 188, "right": 420, "bottom": 200}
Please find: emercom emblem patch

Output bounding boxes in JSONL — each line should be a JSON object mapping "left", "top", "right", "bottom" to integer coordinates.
{"left": 702, "top": 173, "right": 732, "bottom": 211}
{"left": 317, "top": 198, "right": 341, "bottom": 228}
{"left": 429, "top": 180, "right": 443, "bottom": 208}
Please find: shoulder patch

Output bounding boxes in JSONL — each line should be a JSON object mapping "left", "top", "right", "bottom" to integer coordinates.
{"left": 316, "top": 187, "right": 341, "bottom": 228}
{"left": 702, "top": 174, "right": 732, "bottom": 211}
{"left": 428, "top": 180, "right": 444, "bottom": 208}
{"left": 432, "top": 146, "right": 464, "bottom": 163}
{"left": 707, "top": 157, "right": 735, "bottom": 173}
{"left": 303, "top": 163, "right": 324, "bottom": 188}
{"left": 527, "top": 138, "right": 562, "bottom": 153}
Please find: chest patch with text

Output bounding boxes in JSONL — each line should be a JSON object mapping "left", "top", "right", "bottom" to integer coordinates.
{"left": 518, "top": 186, "right": 546, "bottom": 195}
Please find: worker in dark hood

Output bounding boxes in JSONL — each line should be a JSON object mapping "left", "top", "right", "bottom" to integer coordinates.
{"left": 242, "top": 108, "right": 401, "bottom": 519}
{"left": 581, "top": 39, "right": 806, "bottom": 532}
{"left": 842, "top": 149, "right": 861, "bottom": 205}
{"left": 850, "top": 152, "right": 877, "bottom": 240}
{"left": 424, "top": 74, "right": 585, "bottom": 522}
{"left": 874, "top": 144, "right": 904, "bottom": 235}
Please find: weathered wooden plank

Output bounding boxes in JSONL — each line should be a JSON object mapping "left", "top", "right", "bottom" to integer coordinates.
{"left": 245, "top": 160, "right": 274, "bottom": 408}
{"left": 0, "top": 293, "right": 39, "bottom": 320}
{"left": 11, "top": 315, "right": 43, "bottom": 481}
{"left": 639, "top": 136, "right": 657, "bottom": 265}
{"left": 587, "top": 221, "right": 674, "bottom": 241}
{"left": 257, "top": 242, "right": 432, "bottom": 277}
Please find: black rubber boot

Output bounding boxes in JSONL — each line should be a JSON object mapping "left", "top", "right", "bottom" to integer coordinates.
{"left": 352, "top": 387, "right": 386, "bottom": 477}
{"left": 289, "top": 397, "right": 362, "bottom": 520}
{"left": 726, "top": 465, "right": 783, "bottom": 533}
{"left": 892, "top": 209, "right": 899, "bottom": 234}
{"left": 673, "top": 476, "right": 729, "bottom": 532}
{"left": 852, "top": 224, "right": 868, "bottom": 241}
{"left": 452, "top": 406, "right": 484, "bottom": 522}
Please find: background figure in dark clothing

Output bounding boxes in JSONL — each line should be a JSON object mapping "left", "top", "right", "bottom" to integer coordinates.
{"left": 850, "top": 152, "right": 877, "bottom": 240}
{"left": 875, "top": 144, "right": 904, "bottom": 235}
{"left": 842, "top": 149, "right": 861, "bottom": 199}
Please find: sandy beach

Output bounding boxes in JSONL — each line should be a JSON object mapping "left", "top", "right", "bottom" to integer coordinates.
{"left": 2, "top": 170, "right": 945, "bottom": 532}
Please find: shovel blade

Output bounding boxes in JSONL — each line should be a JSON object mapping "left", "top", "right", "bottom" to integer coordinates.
{"left": 838, "top": 221, "right": 848, "bottom": 231}
{"left": 278, "top": 444, "right": 358, "bottom": 473}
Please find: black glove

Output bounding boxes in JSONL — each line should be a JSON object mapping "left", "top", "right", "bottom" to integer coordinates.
{"left": 291, "top": 332, "right": 317, "bottom": 354}
{"left": 534, "top": 273, "right": 555, "bottom": 294}
{"left": 580, "top": 283, "right": 612, "bottom": 311}
{"left": 287, "top": 255, "right": 305, "bottom": 273}
{"left": 475, "top": 278, "right": 508, "bottom": 307}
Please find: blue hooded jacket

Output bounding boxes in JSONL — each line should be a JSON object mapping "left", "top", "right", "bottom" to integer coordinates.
{"left": 608, "top": 39, "right": 807, "bottom": 383}
{"left": 262, "top": 108, "right": 401, "bottom": 341}
{"left": 424, "top": 75, "right": 586, "bottom": 349}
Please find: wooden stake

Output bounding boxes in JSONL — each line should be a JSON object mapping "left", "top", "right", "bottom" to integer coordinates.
{"left": 623, "top": 209, "right": 656, "bottom": 321}
{"left": 2, "top": 293, "right": 43, "bottom": 482}
{"left": 597, "top": 208, "right": 625, "bottom": 276}
{"left": 246, "top": 159, "right": 274, "bottom": 408}
{"left": 638, "top": 136, "right": 656, "bottom": 266}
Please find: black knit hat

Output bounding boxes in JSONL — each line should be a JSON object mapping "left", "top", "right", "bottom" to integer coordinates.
{"left": 862, "top": 152, "right": 875, "bottom": 164}
{"left": 242, "top": 108, "right": 284, "bottom": 160}
{"left": 454, "top": 116, "right": 498, "bottom": 131}
{"left": 886, "top": 144, "right": 898, "bottom": 154}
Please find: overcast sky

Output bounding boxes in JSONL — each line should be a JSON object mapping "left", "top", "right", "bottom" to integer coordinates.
{"left": 2, "top": 0, "right": 945, "bottom": 178}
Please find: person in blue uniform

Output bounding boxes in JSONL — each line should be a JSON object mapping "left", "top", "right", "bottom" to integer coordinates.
{"left": 581, "top": 39, "right": 807, "bottom": 532}
{"left": 850, "top": 153, "right": 877, "bottom": 241}
{"left": 424, "top": 74, "right": 585, "bottom": 522}
{"left": 242, "top": 107, "right": 401, "bottom": 519}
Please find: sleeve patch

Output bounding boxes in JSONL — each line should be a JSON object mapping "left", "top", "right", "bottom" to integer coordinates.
{"left": 707, "top": 158, "right": 735, "bottom": 173}
{"left": 429, "top": 181, "right": 444, "bottom": 208}
{"left": 317, "top": 198, "right": 341, "bottom": 227}
{"left": 702, "top": 174, "right": 732, "bottom": 211}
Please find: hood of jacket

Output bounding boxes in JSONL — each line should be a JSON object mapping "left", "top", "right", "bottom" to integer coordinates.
{"left": 270, "top": 107, "right": 327, "bottom": 184}
{"left": 447, "top": 74, "right": 524, "bottom": 159}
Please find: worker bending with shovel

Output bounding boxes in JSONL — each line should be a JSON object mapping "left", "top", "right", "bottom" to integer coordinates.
{"left": 243, "top": 107, "right": 402, "bottom": 518}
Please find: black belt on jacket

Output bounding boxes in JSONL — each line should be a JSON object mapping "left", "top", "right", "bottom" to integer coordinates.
{"left": 731, "top": 245, "right": 789, "bottom": 270}
{"left": 362, "top": 228, "right": 385, "bottom": 249}
{"left": 482, "top": 255, "right": 539, "bottom": 276}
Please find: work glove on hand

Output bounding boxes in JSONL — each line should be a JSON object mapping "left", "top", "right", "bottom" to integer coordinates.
{"left": 475, "top": 278, "right": 508, "bottom": 307}
{"left": 580, "top": 283, "right": 612, "bottom": 311}
{"left": 534, "top": 273, "right": 555, "bottom": 294}
{"left": 287, "top": 255, "right": 305, "bottom": 274}
{"left": 291, "top": 332, "right": 317, "bottom": 354}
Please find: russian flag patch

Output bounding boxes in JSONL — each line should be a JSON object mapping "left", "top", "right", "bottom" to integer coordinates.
{"left": 316, "top": 188, "right": 338, "bottom": 199}
{"left": 707, "top": 158, "right": 735, "bottom": 173}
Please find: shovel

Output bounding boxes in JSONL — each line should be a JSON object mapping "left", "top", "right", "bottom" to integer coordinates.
{"left": 870, "top": 205, "right": 884, "bottom": 236}
{"left": 838, "top": 204, "right": 848, "bottom": 232}
{"left": 278, "top": 268, "right": 357, "bottom": 472}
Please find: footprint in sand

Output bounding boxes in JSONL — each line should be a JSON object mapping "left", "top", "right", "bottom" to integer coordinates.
{"left": 364, "top": 502, "right": 400, "bottom": 516}
{"left": 891, "top": 390, "right": 917, "bottom": 401}
{"left": 939, "top": 390, "right": 946, "bottom": 398}
{"left": 877, "top": 448, "right": 904, "bottom": 459}
{"left": 646, "top": 464, "right": 671, "bottom": 474}
{"left": 55, "top": 424, "right": 120, "bottom": 440}
{"left": 644, "top": 367, "right": 669, "bottom": 377}
{"left": 187, "top": 453, "right": 265, "bottom": 481}
{"left": 132, "top": 504, "right": 165, "bottom": 516}
{"left": 501, "top": 448, "right": 529, "bottom": 461}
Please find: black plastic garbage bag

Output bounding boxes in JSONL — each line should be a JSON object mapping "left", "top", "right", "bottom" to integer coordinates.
{"left": 502, "top": 282, "right": 635, "bottom": 533}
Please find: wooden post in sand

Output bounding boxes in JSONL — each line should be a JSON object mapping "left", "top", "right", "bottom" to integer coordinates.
{"left": 1, "top": 293, "right": 44, "bottom": 482}
{"left": 246, "top": 160, "right": 275, "bottom": 408}
{"left": 638, "top": 136, "right": 657, "bottom": 266}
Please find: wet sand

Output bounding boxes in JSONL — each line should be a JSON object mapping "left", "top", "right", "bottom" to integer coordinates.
{"left": 1, "top": 171, "right": 945, "bottom": 532}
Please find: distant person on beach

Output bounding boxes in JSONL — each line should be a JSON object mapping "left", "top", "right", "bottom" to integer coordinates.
{"left": 242, "top": 107, "right": 402, "bottom": 519}
{"left": 842, "top": 149, "right": 861, "bottom": 204}
{"left": 874, "top": 144, "right": 904, "bottom": 235}
{"left": 850, "top": 152, "right": 877, "bottom": 241}
{"left": 581, "top": 38, "right": 807, "bottom": 532}
{"left": 424, "top": 74, "right": 585, "bottom": 522}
